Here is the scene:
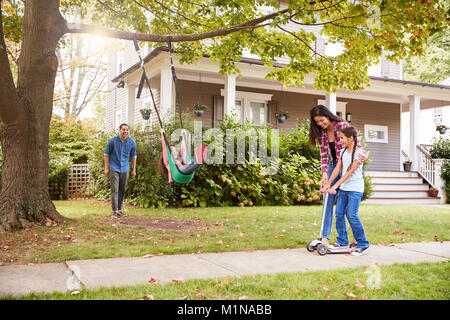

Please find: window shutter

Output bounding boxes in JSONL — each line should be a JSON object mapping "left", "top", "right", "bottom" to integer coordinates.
{"left": 213, "top": 96, "right": 224, "bottom": 128}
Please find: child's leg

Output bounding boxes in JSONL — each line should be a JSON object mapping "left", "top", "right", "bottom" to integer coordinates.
{"left": 321, "top": 161, "right": 341, "bottom": 242}
{"left": 334, "top": 190, "right": 349, "bottom": 246}
{"left": 344, "top": 191, "right": 369, "bottom": 249}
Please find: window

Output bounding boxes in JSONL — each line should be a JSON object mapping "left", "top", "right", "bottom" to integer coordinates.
{"left": 364, "top": 124, "right": 388, "bottom": 143}
{"left": 221, "top": 90, "right": 272, "bottom": 126}
{"left": 115, "top": 109, "right": 122, "bottom": 130}
{"left": 116, "top": 50, "right": 124, "bottom": 75}
{"left": 433, "top": 108, "right": 442, "bottom": 125}
{"left": 317, "top": 99, "right": 347, "bottom": 119}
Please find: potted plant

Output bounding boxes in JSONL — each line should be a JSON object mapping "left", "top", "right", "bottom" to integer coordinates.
{"left": 436, "top": 125, "right": 448, "bottom": 135}
{"left": 193, "top": 104, "right": 207, "bottom": 117}
{"left": 275, "top": 111, "right": 289, "bottom": 123}
{"left": 139, "top": 108, "right": 151, "bottom": 120}
{"left": 403, "top": 157, "right": 412, "bottom": 171}
{"left": 428, "top": 187, "right": 439, "bottom": 197}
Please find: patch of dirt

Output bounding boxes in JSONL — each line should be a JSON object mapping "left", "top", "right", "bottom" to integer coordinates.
{"left": 118, "top": 217, "right": 207, "bottom": 232}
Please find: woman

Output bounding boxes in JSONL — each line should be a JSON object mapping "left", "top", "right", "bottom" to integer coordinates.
{"left": 309, "top": 105, "right": 368, "bottom": 247}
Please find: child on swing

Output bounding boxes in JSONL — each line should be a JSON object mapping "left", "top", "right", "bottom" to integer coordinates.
{"left": 321, "top": 126, "right": 370, "bottom": 256}
{"left": 158, "top": 128, "right": 207, "bottom": 182}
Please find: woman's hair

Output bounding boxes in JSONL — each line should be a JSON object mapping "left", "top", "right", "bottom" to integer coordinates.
{"left": 157, "top": 153, "right": 168, "bottom": 176}
{"left": 341, "top": 126, "right": 358, "bottom": 165}
{"left": 309, "top": 104, "right": 345, "bottom": 145}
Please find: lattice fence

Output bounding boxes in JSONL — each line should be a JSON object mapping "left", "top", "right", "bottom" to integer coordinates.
{"left": 66, "top": 164, "right": 96, "bottom": 199}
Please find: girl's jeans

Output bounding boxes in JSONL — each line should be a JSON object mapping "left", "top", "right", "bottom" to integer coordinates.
{"left": 335, "top": 190, "right": 370, "bottom": 249}
{"left": 321, "top": 160, "right": 341, "bottom": 240}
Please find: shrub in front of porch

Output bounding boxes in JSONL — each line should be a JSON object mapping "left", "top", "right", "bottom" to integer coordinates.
{"left": 88, "top": 113, "right": 323, "bottom": 207}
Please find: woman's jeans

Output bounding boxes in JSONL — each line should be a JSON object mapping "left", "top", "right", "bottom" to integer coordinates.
{"left": 321, "top": 160, "right": 341, "bottom": 240}
{"left": 335, "top": 191, "right": 370, "bottom": 249}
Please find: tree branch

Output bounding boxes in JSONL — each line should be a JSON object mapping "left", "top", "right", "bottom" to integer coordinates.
{"left": 65, "top": 8, "right": 289, "bottom": 42}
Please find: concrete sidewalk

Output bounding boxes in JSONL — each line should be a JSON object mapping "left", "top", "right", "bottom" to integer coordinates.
{"left": 1, "top": 241, "right": 449, "bottom": 298}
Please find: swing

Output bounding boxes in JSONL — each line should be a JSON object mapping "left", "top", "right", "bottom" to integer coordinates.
{"left": 133, "top": 34, "right": 205, "bottom": 184}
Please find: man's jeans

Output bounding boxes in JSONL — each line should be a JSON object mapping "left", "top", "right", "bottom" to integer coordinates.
{"left": 110, "top": 171, "right": 129, "bottom": 212}
{"left": 335, "top": 190, "right": 370, "bottom": 249}
{"left": 322, "top": 160, "right": 342, "bottom": 240}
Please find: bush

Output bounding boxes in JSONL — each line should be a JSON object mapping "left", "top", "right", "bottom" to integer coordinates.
{"left": 440, "top": 160, "right": 450, "bottom": 204}
{"left": 429, "top": 137, "right": 450, "bottom": 159}
{"left": 90, "top": 113, "right": 323, "bottom": 207}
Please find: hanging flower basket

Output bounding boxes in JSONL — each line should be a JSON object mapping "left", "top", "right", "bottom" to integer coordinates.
{"left": 436, "top": 125, "right": 448, "bottom": 135}
{"left": 139, "top": 109, "right": 151, "bottom": 120}
{"left": 193, "top": 104, "right": 207, "bottom": 117}
{"left": 275, "top": 111, "right": 289, "bottom": 123}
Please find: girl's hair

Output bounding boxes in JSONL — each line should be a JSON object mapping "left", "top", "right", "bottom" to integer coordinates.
{"left": 158, "top": 153, "right": 168, "bottom": 176}
{"left": 341, "top": 126, "right": 358, "bottom": 165}
{"left": 309, "top": 105, "right": 345, "bottom": 145}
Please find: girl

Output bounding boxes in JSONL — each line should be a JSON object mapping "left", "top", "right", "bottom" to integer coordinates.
{"left": 309, "top": 105, "right": 368, "bottom": 247}
{"left": 158, "top": 129, "right": 207, "bottom": 182}
{"left": 322, "top": 126, "right": 370, "bottom": 256}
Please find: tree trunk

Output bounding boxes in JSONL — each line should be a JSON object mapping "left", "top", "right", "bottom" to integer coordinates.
{"left": 0, "top": 0, "right": 68, "bottom": 231}
{"left": 0, "top": 115, "right": 63, "bottom": 231}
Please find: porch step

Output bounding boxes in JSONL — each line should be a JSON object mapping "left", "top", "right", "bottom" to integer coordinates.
{"left": 365, "top": 170, "right": 419, "bottom": 178}
{"left": 372, "top": 184, "right": 429, "bottom": 191}
{"left": 364, "top": 171, "right": 439, "bottom": 205}
{"left": 364, "top": 197, "right": 441, "bottom": 205}
{"left": 369, "top": 177, "right": 424, "bottom": 185}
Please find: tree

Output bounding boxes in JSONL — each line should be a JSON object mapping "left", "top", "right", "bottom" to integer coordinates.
{"left": 0, "top": 0, "right": 447, "bottom": 231}
{"left": 54, "top": 33, "right": 107, "bottom": 117}
{"left": 404, "top": 28, "right": 450, "bottom": 84}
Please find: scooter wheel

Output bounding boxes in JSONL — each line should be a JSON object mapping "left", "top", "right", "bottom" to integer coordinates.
{"left": 317, "top": 244, "right": 328, "bottom": 256}
{"left": 306, "top": 241, "right": 316, "bottom": 252}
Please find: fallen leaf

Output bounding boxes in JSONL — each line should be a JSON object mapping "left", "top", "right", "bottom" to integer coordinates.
{"left": 295, "top": 289, "right": 301, "bottom": 293}
{"left": 216, "top": 240, "right": 223, "bottom": 245}
{"left": 238, "top": 296, "right": 249, "bottom": 300}
{"left": 71, "top": 290, "right": 80, "bottom": 295}
{"left": 322, "top": 286, "right": 329, "bottom": 291}
{"left": 143, "top": 254, "right": 154, "bottom": 258}
{"left": 195, "top": 292, "right": 207, "bottom": 299}
{"left": 355, "top": 279, "right": 365, "bottom": 288}
{"left": 346, "top": 292, "right": 357, "bottom": 298}
{"left": 148, "top": 277, "right": 159, "bottom": 284}
{"left": 142, "top": 295, "right": 154, "bottom": 300}
{"left": 171, "top": 278, "right": 184, "bottom": 283}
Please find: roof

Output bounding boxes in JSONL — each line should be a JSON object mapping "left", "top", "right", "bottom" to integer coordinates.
{"left": 111, "top": 46, "right": 450, "bottom": 91}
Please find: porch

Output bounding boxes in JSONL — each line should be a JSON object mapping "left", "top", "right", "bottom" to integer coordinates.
{"left": 112, "top": 47, "right": 450, "bottom": 202}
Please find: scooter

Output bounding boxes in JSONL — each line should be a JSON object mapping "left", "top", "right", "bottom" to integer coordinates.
{"left": 306, "top": 191, "right": 356, "bottom": 256}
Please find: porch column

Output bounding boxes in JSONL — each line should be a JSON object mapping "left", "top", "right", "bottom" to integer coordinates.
{"left": 325, "top": 92, "right": 337, "bottom": 114}
{"left": 224, "top": 74, "right": 236, "bottom": 116}
{"left": 127, "top": 85, "right": 136, "bottom": 127}
{"left": 160, "top": 66, "right": 173, "bottom": 121}
{"left": 409, "top": 95, "right": 421, "bottom": 171}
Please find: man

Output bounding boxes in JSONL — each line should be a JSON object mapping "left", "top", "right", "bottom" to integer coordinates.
{"left": 104, "top": 123, "right": 137, "bottom": 218}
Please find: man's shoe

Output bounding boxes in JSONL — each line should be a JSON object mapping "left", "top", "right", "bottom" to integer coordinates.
{"left": 111, "top": 212, "right": 121, "bottom": 218}
{"left": 119, "top": 211, "right": 128, "bottom": 217}
{"left": 331, "top": 243, "right": 346, "bottom": 248}
{"left": 351, "top": 247, "right": 369, "bottom": 256}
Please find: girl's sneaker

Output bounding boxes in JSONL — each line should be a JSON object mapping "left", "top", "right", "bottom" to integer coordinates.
{"left": 351, "top": 247, "right": 369, "bottom": 256}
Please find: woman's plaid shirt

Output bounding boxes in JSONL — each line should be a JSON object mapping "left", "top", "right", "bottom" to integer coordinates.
{"left": 319, "top": 121, "right": 350, "bottom": 173}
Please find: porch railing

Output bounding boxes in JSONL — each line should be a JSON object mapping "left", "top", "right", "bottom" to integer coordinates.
{"left": 416, "top": 144, "right": 436, "bottom": 187}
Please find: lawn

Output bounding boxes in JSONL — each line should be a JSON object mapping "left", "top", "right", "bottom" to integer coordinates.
{"left": 0, "top": 200, "right": 449, "bottom": 265}
{"left": 6, "top": 261, "right": 449, "bottom": 300}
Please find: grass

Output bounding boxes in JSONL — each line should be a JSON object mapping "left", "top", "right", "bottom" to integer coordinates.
{"left": 5, "top": 261, "right": 449, "bottom": 300}
{"left": 0, "top": 200, "right": 449, "bottom": 265}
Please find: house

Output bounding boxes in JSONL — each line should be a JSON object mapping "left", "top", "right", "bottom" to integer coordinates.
{"left": 105, "top": 12, "right": 450, "bottom": 205}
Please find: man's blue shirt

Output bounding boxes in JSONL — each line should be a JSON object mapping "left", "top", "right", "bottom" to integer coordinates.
{"left": 104, "top": 135, "right": 137, "bottom": 173}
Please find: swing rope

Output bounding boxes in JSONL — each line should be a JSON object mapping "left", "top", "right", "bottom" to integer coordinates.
{"left": 132, "top": 34, "right": 200, "bottom": 184}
